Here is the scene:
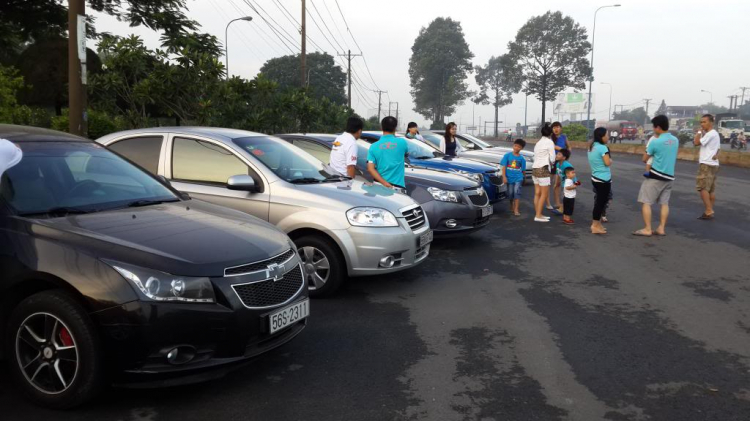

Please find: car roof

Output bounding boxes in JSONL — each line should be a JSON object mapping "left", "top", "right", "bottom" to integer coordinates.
{"left": 281, "top": 133, "right": 338, "bottom": 142}
{"left": 96, "top": 126, "right": 267, "bottom": 142}
{"left": 0, "top": 124, "right": 90, "bottom": 143}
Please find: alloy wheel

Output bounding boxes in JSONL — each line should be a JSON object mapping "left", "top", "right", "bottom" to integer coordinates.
{"left": 15, "top": 312, "right": 79, "bottom": 395}
{"left": 299, "top": 246, "right": 331, "bottom": 290}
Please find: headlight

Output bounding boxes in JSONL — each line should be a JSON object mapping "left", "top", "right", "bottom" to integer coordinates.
{"left": 427, "top": 187, "right": 460, "bottom": 203}
{"left": 346, "top": 207, "right": 398, "bottom": 227}
{"left": 106, "top": 261, "right": 215, "bottom": 303}
{"left": 455, "top": 170, "right": 483, "bottom": 182}
{"left": 525, "top": 155, "right": 534, "bottom": 162}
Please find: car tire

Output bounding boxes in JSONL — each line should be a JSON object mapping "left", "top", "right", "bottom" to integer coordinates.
{"left": 6, "top": 290, "right": 104, "bottom": 409}
{"left": 294, "top": 235, "right": 345, "bottom": 298}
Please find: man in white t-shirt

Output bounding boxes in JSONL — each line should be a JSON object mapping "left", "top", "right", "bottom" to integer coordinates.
{"left": 0, "top": 138, "right": 23, "bottom": 177}
{"left": 329, "top": 117, "right": 363, "bottom": 178}
{"left": 693, "top": 114, "right": 720, "bottom": 220}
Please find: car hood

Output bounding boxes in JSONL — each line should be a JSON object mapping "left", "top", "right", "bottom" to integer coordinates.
{"left": 290, "top": 179, "right": 419, "bottom": 214}
{"left": 408, "top": 156, "right": 497, "bottom": 173}
{"left": 28, "top": 200, "right": 292, "bottom": 277}
{"left": 404, "top": 167, "right": 480, "bottom": 190}
{"left": 481, "top": 146, "right": 535, "bottom": 158}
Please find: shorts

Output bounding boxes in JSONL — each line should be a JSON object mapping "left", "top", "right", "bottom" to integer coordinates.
{"left": 506, "top": 182, "right": 522, "bottom": 200}
{"left": 532, "top": 166, "right": 551, "bottom": 186}
{"left": 696, "top": 164, "right": 719, "bottom": 193}
{"left": 638, "top": 178, "right": 673, "bottom": 205}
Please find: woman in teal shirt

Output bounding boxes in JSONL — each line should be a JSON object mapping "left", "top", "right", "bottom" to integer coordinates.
{"left": 588, "top": 127, "right": 612, "bottom": 234}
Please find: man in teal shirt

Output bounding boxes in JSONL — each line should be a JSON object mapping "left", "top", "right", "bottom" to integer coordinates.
{"left": 367, "top": 116, "right": 408, "bottom": 189}
{"left": 634, "top": 115, "right": 679, "bottom": 237}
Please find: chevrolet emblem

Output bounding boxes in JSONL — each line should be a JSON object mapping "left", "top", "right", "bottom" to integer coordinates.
{"left": 266, "top": 263, "right": 285, "bottom": 281}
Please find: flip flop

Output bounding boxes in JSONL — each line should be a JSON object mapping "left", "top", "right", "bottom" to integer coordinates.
{"left": 632, "top": 230, "right": 652, "bottom": 237}
{"left": 698, "top": 213, "right": 714, "bottom": 220}
{"left": 654, "top": 231, "right": 666, "bottom": 236}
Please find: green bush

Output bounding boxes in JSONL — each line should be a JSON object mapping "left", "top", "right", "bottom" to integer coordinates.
{"left": 51, "top": 109, "right": 125, "bottom": 138}
{"left": 562, "top": 123, "right": 588, "bottom": 142}
{"left": 11, "top": 106, "right": 52, "bottom": 128}
{"left": 676, "top": 132, "right": 693, "bottom": 147}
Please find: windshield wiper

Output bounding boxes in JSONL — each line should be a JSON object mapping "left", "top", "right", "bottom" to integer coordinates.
{"left": 289, "top": 177, "right": 325, "bottom": 184}
{"left": 20, "top": 206, "right": 96, "bottom": 217}
{"left": 126, "top": 199, "right": 180, "bottom": 208}
{"left": 412, "top": 156, "right": 432, "bottom": 160}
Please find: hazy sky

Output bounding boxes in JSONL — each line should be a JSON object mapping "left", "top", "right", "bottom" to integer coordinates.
{"left": 92, "top": 0, "right": 750, "bottom": 132}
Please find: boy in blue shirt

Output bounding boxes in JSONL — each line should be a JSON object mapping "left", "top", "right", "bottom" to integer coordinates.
{"left": 367, "top": 116, "right": 408, "bottom": 189}
{"left": 501, "top": 139, "right": 527, "bottom": 216}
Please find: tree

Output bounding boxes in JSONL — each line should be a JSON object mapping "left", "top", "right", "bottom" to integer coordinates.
{"left": 508, "top": 11, "right": 591, "bottom": 123}
{"left": 474, "top": 54, "right": 522, "bottom": 137}
{"left": 613, "top": 107, "right": 648, "bottom": 124}
{"left": 699, "top": 103, "right": 729, "bottom": 115}
{"left": 409, "top": 17, "right": 474, "bottom": 126}
{"left": 0, "top": 65, "right": 25, "bottom": 123}
{"left": 655, "top": 100, "right": 667, "bottom": 116}
{"left": 260, "top": 52, "right": 347, "bottom": 105}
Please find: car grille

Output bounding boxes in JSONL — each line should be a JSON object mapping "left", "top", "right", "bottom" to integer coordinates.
{"left": 225, "top": 249, "right": 295, "bottom": 277}
{"left": 415, "top": 244, "right": 430, "bottom": 261}
{"left": 468, "top": 191, "right": 489, "bottom": 207}
{"left": 488, "top": 175, "right": 503, "bottom": 186}
{"left": 474, "top": 215, "right": 491, "bottom": 227}
{"left": 403, "top": 206, "right": 426, "bottom": 231}
{"left": 232, "top": 265, "right": 304, "bottom": 309}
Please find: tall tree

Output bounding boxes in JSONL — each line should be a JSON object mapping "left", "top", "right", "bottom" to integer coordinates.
{"left": 474, "top": 54, "right": 522, "bottom": 137}
{"left": 409, "top": 17, "right": 474, "bottom": 128}
{"left": 612, "top": 106, "right": 648, "bottom": 124}
{"left": 655, "top": 100, "right": 668, "bottom": 116}
{"left": 260, "top": 52, "right": 347, "bottom": 105}
{"left": 508, "top": 11, "right": 591, "bottom": 123}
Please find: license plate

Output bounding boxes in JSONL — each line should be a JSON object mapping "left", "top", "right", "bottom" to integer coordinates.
{"left": 269, "top": 299, "right": 310, "bottom": 334}
{"left": 481, "top": 206, "right": 493, "bottom": 217}
{"left": 419, "top": 230, "right": 434, "bottom": 247}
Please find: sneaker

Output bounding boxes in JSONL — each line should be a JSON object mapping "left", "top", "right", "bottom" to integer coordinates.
{"left": 563, "top": 219, "right": 575, "bottom": 225}
{"left": 550, "top": 209, "right": 563, "bottom": 216}
{"left": 643, "top": 173, "right": 650, "bottom": 178}
{"left": 534, "top": 217, "right": 549, "bottom": 222}
{"left": 545, "top": 205, "right": 555, "bottom": 210}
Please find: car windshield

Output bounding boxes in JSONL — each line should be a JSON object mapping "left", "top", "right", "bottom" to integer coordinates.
{"left": 722, "top": 120, "right": 744, "bottom": 129}
{"left": 622, "top": 123, "right": 636, "bottom": 129}
{"left": 406, "top": 137, "right": 443, "bottom": 159}
{"left": 233, "top": 136, "right": 341, "bottom": 183}
{"left": 459, "top": 133, "right": 492, "bottom": 148}
{"left": 1, "top": 141, "right": 178, "bottom": 217}
{"left": 420, "top": 133, "right": 443, "bottom": 149}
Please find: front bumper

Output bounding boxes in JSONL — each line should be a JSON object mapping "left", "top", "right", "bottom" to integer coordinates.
{"left": 93, "top": 261, "right": 309, "bottom": 386}
{"left": 334, "top": 211, "right": 432, "bottom": 277}
{"left": 422, "top": 189, "right": 493, "bottom": 236}
{"left": 483, "top": 175, "right": 507, "bottom": 203}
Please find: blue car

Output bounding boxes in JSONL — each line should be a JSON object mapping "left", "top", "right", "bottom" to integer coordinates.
{"left": 360, "top": 132, "right": 506, "bottom": 203}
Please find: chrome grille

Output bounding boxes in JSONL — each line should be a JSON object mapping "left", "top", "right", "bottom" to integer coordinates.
{"left": 225, "top": 249, "right": 295, "bottom": 277}
{"left": 468, "top": 191, "right": 489, "bottom": 207}
{"left": 415, "top": 244, "right": 430, "bottom": 261}
{"left": 402, "top": 206, "right": 426, "bottom": 231}
{"left": 488, "top": 175, "right": 503, "bottom": 186}
{"left": 232, "top": 265, "right": 304, "bottom": 309}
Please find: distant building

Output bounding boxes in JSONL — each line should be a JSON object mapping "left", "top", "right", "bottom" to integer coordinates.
{"left": 666, "top": 106, "right": 708, "bottom": 119}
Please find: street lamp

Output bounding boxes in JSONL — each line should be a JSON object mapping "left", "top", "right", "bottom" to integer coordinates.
{"left": 700, "top": 89, "right": 713, "bottom": 104}
{"left": 601, "top": 82, "right": 613, "bottom": 121}
{"left": 585, "top": 4, "right": 621, "bottom": 137}
{"left": 225, "top": 16, "right": 253, "bottom": 79}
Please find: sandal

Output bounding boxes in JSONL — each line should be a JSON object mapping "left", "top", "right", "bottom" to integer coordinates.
{"left": 698, "top": 213, "right": 714, "bottom": 220}
{"left": 632, "top": 229, "right": 652, "bottom": 237}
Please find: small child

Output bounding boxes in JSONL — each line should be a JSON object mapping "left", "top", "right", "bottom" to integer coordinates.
{"left": 500, "top": 139, "right": 527, "bottom": 216}
{"left": 552, "top": 148, "right": 573, "bottom": 215}
{"left": 643, "top": 135, "right": 658, "bottom": 178}
{"left": 562, "top": 167, "right": 579, "bottom": 224}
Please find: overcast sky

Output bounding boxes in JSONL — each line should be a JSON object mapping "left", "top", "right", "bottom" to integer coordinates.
{"left": 93, "top": 0, "right": 750, "bottom": 132}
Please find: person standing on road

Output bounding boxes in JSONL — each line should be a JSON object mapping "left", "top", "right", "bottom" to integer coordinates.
{"left": 638, "top": 126, "right": 645, "bottom": 145}
{"left": 532, "top": 124, "right": 557, "bottom": 222}
{"left": 501, "top": 139, "right": 527, "bottom": 217}
{"left": 548, "top": 122, "right": 568, "bottom": 214}
{"left": 633, "top": 115, "right": 679, "bottom": 237}
{"left": 367, "top": 116, "right": 408, "bottom": 190}
{"left": 693, "top": 114, "right": 720, "bottom": 220}
{"left": 405, "top": 122, "right": 425, "bottom": 142}
{"left": 552, "top": 148, "right": 573, "bottom": 215}
{"left": 440, "top": 122, "right": 462, "bottom": 157}
{"left": 0, "top": 138, "right": 23, "bottom": 177}
{"left": 588, "top": 128, "right": 612, "bottom": 234}
{"left": 329, "top": 117, "right": 363, "bottom": 178}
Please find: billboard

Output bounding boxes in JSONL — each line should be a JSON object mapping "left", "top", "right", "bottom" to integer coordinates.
{"left": 553, "top": 92, "right": 595, "bottom": 114}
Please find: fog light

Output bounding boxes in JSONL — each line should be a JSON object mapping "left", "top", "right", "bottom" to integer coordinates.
{"left": 445, "top": 219, "right": 458, "bottom": 228}
{"left": 379, "top": 255, "right": 395, "bottom": 268}
{"left": 167, "top": 348, "right": 179, "bottom": 363}
{"left": 165, "top": 346, "right": 196, "bottom": 365}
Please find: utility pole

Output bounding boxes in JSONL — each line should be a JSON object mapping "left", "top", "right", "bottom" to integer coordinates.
{"left": 643, "top": 98, "right": 652, "bottom": 128}
{"left": 388, "top": 102, "right": 399, "bottom": 124}
{"left": 375, "top": 90, "right": 387, "bottom": 121}
{"left": 300, "top": 0, "right": 306, "bottom": 88}
{"left": 338, "top": 50, "right": 362, "bottom": 110}
{"left": 68, "top": 0, "right": 87, "bottom": 136}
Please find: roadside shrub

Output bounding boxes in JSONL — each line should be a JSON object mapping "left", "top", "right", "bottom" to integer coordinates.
{"left": 51, "top": 109, "right": 125, "bottom": 138}
{"left": 561, "top": 123, "right": 588, "bottom": 142}
{"left": 676, "top": 132, "right": 692, "bottom": 147}
{"left": 11, "top": 106, "right": 52, "bottom": 128}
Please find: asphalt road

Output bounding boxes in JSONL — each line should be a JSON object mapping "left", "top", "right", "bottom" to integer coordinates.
{"left": 2, "top": 153, "right": 749, "bottom": 421}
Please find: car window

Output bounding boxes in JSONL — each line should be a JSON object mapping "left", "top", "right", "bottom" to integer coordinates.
{"left": 420, "top": 133, "right": 442, "bottom": 148}
{"left": 293, "top": 139, "right": 330, "bottom": 163}
{"left": 1, "top": 141, "right": 176, "bottom": 216}
{"left": 456, "top": 137, "right": 474, "bottom": 149}
{"left": 107, "top": 136, "right": 163, "bottom": 173}
{"left": 233, "top": 136, "right": 340, "bottom": 183}
{"left": 172, "top": 137, "right": 248, "bottom": 184}
{"left": 355, "top": 140, "right": 371, "bottom": 169}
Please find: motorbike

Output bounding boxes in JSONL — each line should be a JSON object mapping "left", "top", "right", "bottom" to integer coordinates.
{"left": 729, "top": 133, "right": 741, "bottom": 149}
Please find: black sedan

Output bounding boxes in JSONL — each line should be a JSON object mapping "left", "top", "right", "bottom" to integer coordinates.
{"left": 278, "top": 134, "right": 494, "bottom": 236}
{"left": 0, "top": 125, "right": 309, "bottom": 408}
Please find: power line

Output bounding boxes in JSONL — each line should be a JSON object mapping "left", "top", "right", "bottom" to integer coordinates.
{"left": 310, "top": 0, "right": 346, "bottom": 53}
{"left": 241, "top": 0, "right": 300, "bottom": 53}
{"left": 334, "top": 0, "right": 381, "bottom": 91}
{"left": 208, "top": 0, "right": 264, "bottom": 64}
{"left": 321, "top": 0, "right": 351, "bottom": 51}
{"left": 271, "top": 0, "right": 300, "bottom": 27}
{"left": 225, "top": 0, "right": 287, "bottom": 57}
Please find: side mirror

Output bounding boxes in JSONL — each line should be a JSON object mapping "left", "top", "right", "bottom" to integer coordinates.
{"left": 227, "top": 174, "right": 257, "bottom": 192}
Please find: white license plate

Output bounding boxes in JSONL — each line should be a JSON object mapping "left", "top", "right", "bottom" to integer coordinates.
{"left": 269, "top": 299, "right": 310, "bottom": 334}
{"left": 481, "top": 206, "right": 493, "bottom": 217}
{"left": 419, "top": 230, "right": 434, "bottom": 247}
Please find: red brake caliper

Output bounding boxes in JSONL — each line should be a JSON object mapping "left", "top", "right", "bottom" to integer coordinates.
{"left": 59, "top": 326, "right": 74, "bottom": 347}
